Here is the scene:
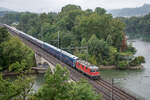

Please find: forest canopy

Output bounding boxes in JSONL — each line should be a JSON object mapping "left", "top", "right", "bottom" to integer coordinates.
{"left": 0, "top": 4, "right": 144, "bottom": 68}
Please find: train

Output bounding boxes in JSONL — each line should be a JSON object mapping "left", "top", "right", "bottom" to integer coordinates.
{"left": 3, "top": 24, "right": 100, "bottom": 79}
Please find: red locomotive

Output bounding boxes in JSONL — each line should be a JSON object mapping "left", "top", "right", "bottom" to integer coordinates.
{"left": 76, "top": 60, "right": 100, "bottom": 79}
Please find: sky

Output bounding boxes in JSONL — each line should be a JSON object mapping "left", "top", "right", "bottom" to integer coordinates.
{"left": 0, "top": 0, "right": 150, "bottom": 13}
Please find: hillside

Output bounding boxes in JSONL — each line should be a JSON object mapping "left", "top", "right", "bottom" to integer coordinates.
{"left": 109, "top": 4, "right": 150, "bottom": 17}
{"left": 119, "top": 13, "right": 150, "bottom": 41}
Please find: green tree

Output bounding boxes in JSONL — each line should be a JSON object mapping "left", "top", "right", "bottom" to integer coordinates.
{"left": 81, "top": 38, "right": 87, "bottom": 46}
{"left": 0, "top": 37, "right": 35, "bottom": 71}
{"left": 73, "top": 13, "right": 115, "bottom": 41}
{"left": 69, "top": 79, "right": 101, "bottom": 100}
{"left": 95, "top": 7, "right": 106, "bottom": 15}
{"left": 88, "top": 34, "right": 100, "bottom": 56}
{"left": 0, "top": 27, "right": 10, "bottom": 43}
{"left": 61, "top": 4, "right": 81, "bottom": 13}
{"left": 58, "top": 8, "right": 83, "bottom": 31}
{"left": 0, "top": 74, "right": 34, "bottom": 100}
{"left": 106, "top": 34, "right": 113, "bottom": 45}
{"left": 32, "top": 64, "right": 70, "bottom": 100}
{"left": 31, "top": 64, "right": 101, "bottom": 100}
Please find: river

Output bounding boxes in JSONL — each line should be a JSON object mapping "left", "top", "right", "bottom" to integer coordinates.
{"left": 101, "top": 40, "right": 150, "bottom": 100}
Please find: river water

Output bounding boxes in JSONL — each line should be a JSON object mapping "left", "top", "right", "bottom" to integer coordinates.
{"left": 101, "top": 40, "right": 150, "bottom": 100}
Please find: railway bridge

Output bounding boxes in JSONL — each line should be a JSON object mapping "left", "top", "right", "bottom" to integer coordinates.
{"left": 34, "top": 53, "right": 55, "bottom": 73}
{"left": 4, "top": 25, "right": 139, "bottom": 100}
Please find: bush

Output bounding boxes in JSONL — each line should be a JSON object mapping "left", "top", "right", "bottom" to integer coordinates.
{"left": 129, "top": 56, "right": 145, "bottom": 66}
{"left": 117, "top": 61, "right": 128, "bottom": 69}
{"left": 75, "top": 53, "right": 87, "bottom": 60}
{"left": 0, "top": 66, "right": 3, "bottom": 71}
{"left": 102, "top": 60, "right": 109, "bottom": 65}
{"left": 126, "top": 43, "right": 136, "bottom": 54}
{"left": 88, "top": 55, "right": 97, "bottom": 65}
{"left": 0, "top": 37, "right": 35, "bottom": 72}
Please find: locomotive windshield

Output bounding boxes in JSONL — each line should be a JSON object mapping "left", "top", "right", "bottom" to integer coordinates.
{"left": 90, "top": 66, "right": 99, "bottom": 72}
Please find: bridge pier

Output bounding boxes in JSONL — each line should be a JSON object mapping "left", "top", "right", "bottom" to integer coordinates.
{"left": 34, "top": 53, "right": 55, "bottom": 74}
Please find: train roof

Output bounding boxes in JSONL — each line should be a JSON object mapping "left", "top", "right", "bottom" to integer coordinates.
{"left": 17, "top": 29, "right": 44, "bottom": 44}
{"left": 44, "top": 42, "right": 78, "bottom": 60}
{"left": 77, "top": 60, "right": 99, "bottom": 69}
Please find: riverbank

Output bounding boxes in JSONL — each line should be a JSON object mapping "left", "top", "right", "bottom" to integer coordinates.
{"left": 99, "top": 65, "right": 143, "bottom": 70}
{"left": 2, "top": 67, "right": 47, "bottom": 76}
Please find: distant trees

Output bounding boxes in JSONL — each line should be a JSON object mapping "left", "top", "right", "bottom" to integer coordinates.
{"left": 120, "top": 13, "right": 150, "bottom": 41}
{"left": 0, "top": 27, "right": 35, "bottom": 72}
{"left": 109, "top": 4, "right": 150, "bottom": 17}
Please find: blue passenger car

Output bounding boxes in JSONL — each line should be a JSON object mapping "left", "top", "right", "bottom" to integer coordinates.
{"left": 43, "top": 42, "right": 78, "bottom": 67}
{"left": 5, "top": 24, "right": 78, "bottom": 68}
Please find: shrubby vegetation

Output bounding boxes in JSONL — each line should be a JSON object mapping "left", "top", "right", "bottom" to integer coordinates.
{"left": 129, "top": 56, "right": 145, "bottom": 66}
{"left": 117, "top": 61, "right": 128, "bottom": 69}
{"left": 0, "top": 4, "right": 145, "bottom": 68}
{"left": 0, "top": 27, "right": 35, "bottom": 72}
{"left": 0, "top": 64, "right": 102, "bottom": 100}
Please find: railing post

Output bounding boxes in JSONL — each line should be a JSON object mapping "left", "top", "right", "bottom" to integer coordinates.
{"left": 111, "top": 78, "right": 114, "bottom": 100}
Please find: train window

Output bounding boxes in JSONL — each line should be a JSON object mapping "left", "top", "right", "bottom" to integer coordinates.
{"left": 90, "top": 69, "right": 95, "bottom": 72}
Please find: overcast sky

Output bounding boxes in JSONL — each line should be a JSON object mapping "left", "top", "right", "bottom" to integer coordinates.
{"left": 0, "top": 0, "right": 150, "bottom": 13}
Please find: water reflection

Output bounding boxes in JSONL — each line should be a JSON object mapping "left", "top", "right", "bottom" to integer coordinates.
{"left": 32, "top": 74, "right": 45, "bottom": 91}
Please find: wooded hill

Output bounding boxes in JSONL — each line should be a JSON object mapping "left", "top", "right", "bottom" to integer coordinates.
{"left": 109, "top": 4, "right": 150, "bottom": 17}
{"left": 119, "top": 13, "right": 150, "bottom": 41}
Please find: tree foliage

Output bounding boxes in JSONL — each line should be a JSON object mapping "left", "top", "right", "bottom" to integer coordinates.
{"left": 120, "top": 13, "right": 150, "bottom": 40}
{"left": 30, "top": 64, "right": 101, "bottom": 100}
{"left": 0, "top": 74, "right": 34, "bottom": 100}
{"left": 0, "top": 28, "right": 35, "bottom": 72}
{"left": 95, "top": 7, "right": 106, "bottom": 15}
{"left": 129, "top": 56, "right": 145, "bottom": 66}
{"left": 0, "top": 27, "right": 10, "bottom": 43}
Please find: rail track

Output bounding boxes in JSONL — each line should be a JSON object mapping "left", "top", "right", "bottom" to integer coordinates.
{"left": 7, "top": 28, "right": 137, "bottom": 100}
{"left": 96, "top": 79, "right": 137, "bottom": 100}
